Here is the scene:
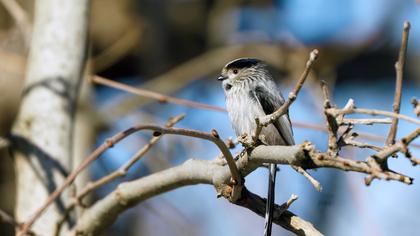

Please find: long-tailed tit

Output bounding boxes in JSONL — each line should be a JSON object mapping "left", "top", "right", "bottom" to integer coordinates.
{"left": 218, "top": 58, "right": 295, "bottom": 236}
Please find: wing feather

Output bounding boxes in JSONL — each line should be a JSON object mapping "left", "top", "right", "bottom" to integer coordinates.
{"left": 253, "top": 85, "right": 294, "bottom": 145}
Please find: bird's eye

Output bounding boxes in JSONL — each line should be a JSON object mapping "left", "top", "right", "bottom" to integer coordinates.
{"left": 233, "top": 69, "right": 238, "bottom": 74}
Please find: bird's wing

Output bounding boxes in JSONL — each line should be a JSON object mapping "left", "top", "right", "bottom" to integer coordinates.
{"left": 253, "top": 85, "right": 295, "bottom": 145}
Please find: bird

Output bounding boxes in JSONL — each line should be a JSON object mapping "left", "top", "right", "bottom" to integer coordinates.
{"left": 218, "top": 58, "right": 295, "bottom": 236}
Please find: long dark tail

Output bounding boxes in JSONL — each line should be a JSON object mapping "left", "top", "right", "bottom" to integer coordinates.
{"left": 264, "top": 163, "right": 277, "bottom": 236}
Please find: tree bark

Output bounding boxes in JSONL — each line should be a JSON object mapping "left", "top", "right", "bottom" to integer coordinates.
{"left": 72, "top": 146, "right": 322, "bottom": 236}
{"left": 11, "top": 0, "right": 89, "bottom": 235}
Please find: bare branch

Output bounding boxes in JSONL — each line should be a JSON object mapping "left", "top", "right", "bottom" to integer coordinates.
{"left": 321, "top": 80, "right": 339, "bottom": 156}
{"left": 21, "top": 119, "right": 241, "bottom": 234}
{"left": 75, "top": 114, "right": 185, "bottom": 202}
{"left": 70, "top": 125, "right": 419, "bottom": 235}
{"left": 374, "top": 128, "right": 419, "bottom": 162}
{"left": 259, "top": 49, "right": 319, "bottom": 129}
{"left": 386, "top": 21, "right": 410, "bottom": 145}
{"left": 331, "top": 106, "right": 420, "bottom": 125}
{"left": 0, "top": 209, "right": 36, "bottom": 236}
{"left": 72, "top": 154, "right": 321, "bottom": 236}
{"left": 53, "top": 115, "right": 185, "bottom": 236}
{"left": 249, "top": 143, "right": 414, "bottom": 185}
{"left": 233, "top": 189, "right": 322, "bottom": 236}
{"left": 0, "top": 0, "right": 32, "bottom": 47}
{"left": 340, "top": 118, "right": 392, "bottom": 125}
{"left": 91, "top": 75, "right": 226, "bottom": 113}
{"left": 292, "top": 165, "right": 322, "bottom": 192}
{"left": 292, "top": 121, "right": 420, "bottom": 149}
{"left": 343, "top": 139, "right": 382, "bottom": 152}
{"left": 0, "top": 136, "right": 10, "bottom": 149}
{"left": 0, "top": 208, "right": 20, "bottom": 228}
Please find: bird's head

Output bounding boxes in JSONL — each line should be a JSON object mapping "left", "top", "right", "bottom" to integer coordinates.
{"left": 218, "top": 58, "right": 267, "bottom": 90}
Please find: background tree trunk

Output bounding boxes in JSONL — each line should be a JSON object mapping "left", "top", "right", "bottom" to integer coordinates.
{"left": 11, "top": 0, "right": 89, "bottom": 234}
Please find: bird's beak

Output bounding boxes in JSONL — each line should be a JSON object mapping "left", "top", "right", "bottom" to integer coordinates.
{"left": 217, "top": 75, "right": 227, "bottom": 81}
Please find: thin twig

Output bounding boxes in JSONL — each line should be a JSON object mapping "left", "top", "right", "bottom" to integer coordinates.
{"left": 256, "top": 49, "right": 319, "bottom": 138}
{"left": 0, "top": 0, "right": 31, "bottom": 47}
{"left": 0, "top": 136, "right": 10, "bottom": 149}
{"left": 0, "top": 209, "right": 36, "bottom": 236}
{"left": 340, "top": 118, "right": 392, "bottom": 125}
{"left": 77, "top": 114, "right": 184, "bottom": 201}
{"left": 344, "top": 139, "right": 382, "bottom": 152}
{"left": 312, "top": 153, "right": 413, "bottom": 185}
{"left": 284, "top": 194, "right": 299, "bottom": 209}
{"left": 292, "top": 121, "right": 420, "bottom": 149}
{"left": 53, "top": 115, "right": 185, "bottom": 236}
{"left": 0, "top": 208, "right": 20, "bottom": 227}
{"left": 386, "top": 21, "right": 410, "bottom": 145}
{"left": 333, "top": 107, "right": 420, "bottom": 125}
{"left": 321, "top": 80, "right": 339, "bottom": 156}
{"left": 374, "top": 128, "right": 419, "bottom": 162}
{"left": 408, "top": 156, "right": 420, "bottom": 166}
{"left": 91, "top": 75, "right": 226, "bottom": 113}
{"left": 291, "top": 165, "right": 322, "bottom": 191}
{"left": 20, "top": 119, "right": 240, "bottom": 235}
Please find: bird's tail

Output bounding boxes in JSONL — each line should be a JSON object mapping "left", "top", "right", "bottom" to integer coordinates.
{"left": 263, "top": 163, "right": 277, "bottom": 236}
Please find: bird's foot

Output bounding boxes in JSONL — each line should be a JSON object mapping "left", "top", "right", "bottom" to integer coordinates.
{"left": 238, "top": 133, "right": 257, "bottom": 148}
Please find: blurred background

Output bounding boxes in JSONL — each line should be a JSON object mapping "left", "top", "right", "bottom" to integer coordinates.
{"left": 0, "top": 0, "right": 420, "bottom": 235}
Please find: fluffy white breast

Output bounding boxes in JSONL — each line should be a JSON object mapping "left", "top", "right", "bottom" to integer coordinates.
{"left": 223, "top": 80, "right": 285, "bottom": 145}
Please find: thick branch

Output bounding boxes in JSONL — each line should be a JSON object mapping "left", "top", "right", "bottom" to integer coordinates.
{"left": 21, "top": 122, "right": 241, "bottom": 234}
{"left": 71, "top": 130, "right": 419, "bottom": 235}
{"left": 235, "top": 188, "right": 322, "bottom": 236}
{"left": 72, "top": 153, "right": 319, "bottom": 235}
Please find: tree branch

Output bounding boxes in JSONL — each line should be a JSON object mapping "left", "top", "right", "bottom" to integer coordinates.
{"left": 20, "top": 120, "right": 241, "bottom": 234}
{"left": 71, "top": 149, "right": 322, "bottom": 235}
{"left": 0, "top": 0, "right": 32, "bottom": 47}
{"left": 71, "top": 123, "right": 419, "bottom": 235}
{"left": 386, "top": 21, "right": 410, "bottom": 145}
{"left": 258, "top": 49, "right": 319, "bottom": 130}
{"left": 333, "top": 106, "right": 420, "bottom": 125}
{"left": 234, "top": 188, "right": 321, "bottom": 236}
{"left": 91, "top": 75, "right": 226, "bottom": 113}
{"left": 54, "top": 115, "right": 185, "bottom": 235}
{"left": 75, "top": 114, "right": 185, "bottom": 202}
